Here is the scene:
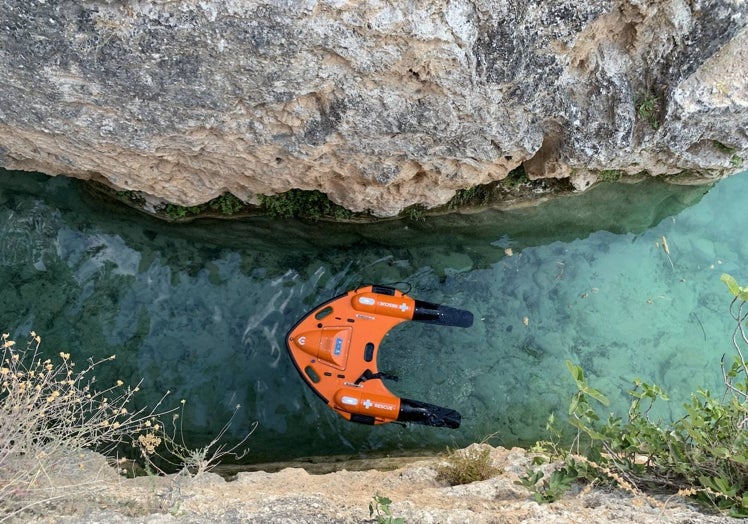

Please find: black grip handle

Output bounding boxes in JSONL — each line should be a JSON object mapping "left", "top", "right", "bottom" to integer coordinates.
{"left": 412, "top": 300, "right": 474, "bottom": 328}
{"left": 397, "top": 398, "right": 461, "bottom": 429}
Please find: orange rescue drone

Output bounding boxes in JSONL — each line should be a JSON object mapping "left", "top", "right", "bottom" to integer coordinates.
{"left": 285, "top": 285, "right": 473, "bottom": 428}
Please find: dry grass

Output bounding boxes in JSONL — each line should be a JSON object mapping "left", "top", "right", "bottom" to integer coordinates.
{"left": 435, "top": 444, "right": 502, "bottom": 486}
{"left": 0, "top": 332, "right": 173, "bottom": 519}
{"left": 0, "top": 331, "right": 255, "bottom": 522}
{"left": 132, "top": 399, "right": 256, "bottom": 478}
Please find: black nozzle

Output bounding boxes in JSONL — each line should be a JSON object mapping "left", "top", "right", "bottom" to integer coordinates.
{"left": 397, "top": 398, "right": 461, "bottom": 429}
{"left": 412, "top": 300, "right": 474, "bottom": 328}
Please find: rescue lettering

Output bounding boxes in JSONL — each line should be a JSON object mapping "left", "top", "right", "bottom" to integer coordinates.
{"left": 363, "top": 398, "right": 396, "bottom": 411}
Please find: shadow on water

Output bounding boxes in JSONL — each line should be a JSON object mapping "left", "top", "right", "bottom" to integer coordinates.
{"left": 89, "top": 174, "right": 708, "bottom": 269}
{"left": 0, "top": 168, "right": 740, "bottom": 463}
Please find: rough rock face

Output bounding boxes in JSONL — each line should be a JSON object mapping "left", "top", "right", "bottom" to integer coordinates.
{"left": 10, "top": 446, "right": 743, "bottom": 523}
{"left": 0, "top": 0, "right": 746, "bottom": 216}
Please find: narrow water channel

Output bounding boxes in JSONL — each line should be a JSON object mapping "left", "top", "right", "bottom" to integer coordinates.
{"left": 1, "top": 169, "right": 746, "bottom": 462}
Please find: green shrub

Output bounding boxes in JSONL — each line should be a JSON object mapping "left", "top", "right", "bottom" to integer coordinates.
{"left": 522, "top": 273, "right": 748, "bottom": 516}
{"left": 598, "top": 169, "right": 625, "bottom": 182}
{"left": 208, "top": 193, "right": 244, "bottom": 216}
{"left": 517, "top": 458, "right": 584, "bottom": 503}
{"left": 503, "top": 165, "right": 529, "bottom": 187}
{"left": 447, "top": 184, "right": 494, "bottom": 209}
{"left": 403, "top": 204, "right": 426, "bottom": 222}
{"left": 164, "top": 203, "right": 191, "bottom": 220}
{"left": 258, "top": 189, "right": 352, "bottom": 220}
{"left": 161, "top": 193, "right": 247, "bottom": 221}
{"left": 368, "top": 493, "right": 404, "bottom": 524}
{"left": 114, "top": 190, "right": 146, "bottom": 207}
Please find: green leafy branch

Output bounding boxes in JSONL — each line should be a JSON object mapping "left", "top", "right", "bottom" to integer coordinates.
{"left": 519, "top": 273, "right": 748, "bottom": 516}
{"left": 721, "top": 273, "right": 748, "bottom": 302}
{"left": 566, "top": 360, "right": 610, "bottom": 448}
{"left": 368, "top": 493, "right": 404, "bottom": 524}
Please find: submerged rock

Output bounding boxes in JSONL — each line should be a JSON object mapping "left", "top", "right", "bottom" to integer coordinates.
{"left": 0, "top": 1, "right": 746, "bottom": 216}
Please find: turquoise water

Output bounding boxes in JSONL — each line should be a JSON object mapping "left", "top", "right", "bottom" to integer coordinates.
{"left": 1, "top": 169, "right": 746, "bottom": 462}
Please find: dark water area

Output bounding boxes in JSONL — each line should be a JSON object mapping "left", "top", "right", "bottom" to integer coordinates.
{"left": 1, "top": 168, "right": 746, "bottom": 463}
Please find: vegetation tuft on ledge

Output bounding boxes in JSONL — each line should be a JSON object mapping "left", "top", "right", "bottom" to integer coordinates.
{"left": 520, "top": 273, "right": 748, "bottom": 518}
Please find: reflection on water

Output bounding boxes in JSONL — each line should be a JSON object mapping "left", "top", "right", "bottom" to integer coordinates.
{"left": 0, "top": 169, "right": 745, "bottom": 462}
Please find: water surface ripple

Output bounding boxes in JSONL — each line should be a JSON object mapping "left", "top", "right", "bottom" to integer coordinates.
{"left": 1, "top": 169, "right": 746, "bottom": 462}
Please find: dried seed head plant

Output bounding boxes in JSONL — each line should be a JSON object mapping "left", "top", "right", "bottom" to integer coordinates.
{"left": 0, "top": 332, "right": 172, "bottom": 519}
{"left": 1, "top": 330, "right": 257, "bottom": 521}
{"left": 133, "top": 399, "right": 256, "bottom": 478}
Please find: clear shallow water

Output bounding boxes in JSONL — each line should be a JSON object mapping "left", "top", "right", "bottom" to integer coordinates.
{"left": 1, "top": 168, "right": 746, "bottom": 462}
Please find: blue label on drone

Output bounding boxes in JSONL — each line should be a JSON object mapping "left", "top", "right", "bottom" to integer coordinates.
{"left": 334, "top": 337, "right": 343, "bottom": 355}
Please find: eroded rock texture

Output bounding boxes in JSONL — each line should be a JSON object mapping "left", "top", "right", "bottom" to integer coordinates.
{"left": 0, "top": 1, "right": 746, "bottom": 216}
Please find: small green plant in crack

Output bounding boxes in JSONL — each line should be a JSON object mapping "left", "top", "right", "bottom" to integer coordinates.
{"left": 368, "top": 493, "right": 404, "bottom": 524}
{"left": 637, "top": 94, "right": 661, "bottom": 130}
{"left": 712, "top": 141, "right": 744, "bottom": 168}
{"left": 115, "top": 190, "right": 146, "bottom": 206}
{"left": 517, "top": 460, "right": 582, "bottom": 503}
{"left": 164, "top": 204, "right": 192, "bottom": 220}
{"left": 503, "top": 165, "right": 529, "bottom": 187}
{"left": 208, "top": 193, "right": 244, "bottom": 216}
{"left": 258, "top": 189, "right": 352, "bottom": 220}
{"left": 447, "top": 184, "right": 494, "bottom": 209}
{"left": 598, "top": 169, "right": 625, "bottom": 182}
{"left": 403, "top": 204, "right": 426, "bottom": 222}
{"left": 713, "top": 140, "right": 737, "bottom": 154}
{"left": 160, "top": 193, "right": 247, "bottom": 221}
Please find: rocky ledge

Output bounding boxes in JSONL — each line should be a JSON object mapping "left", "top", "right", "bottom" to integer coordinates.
{"left": 9, "top": 445, "right": 742, "bottom": 524}
{"left": 1, "top": 1, "right": 747, "bottom": 217}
